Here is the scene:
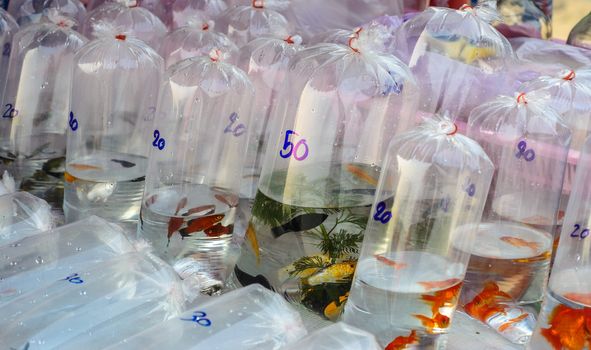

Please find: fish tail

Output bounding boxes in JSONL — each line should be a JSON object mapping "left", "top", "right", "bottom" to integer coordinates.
{"left": 413, "top": 314, "right": 434, "bottom": 329}
{"left": 245, "top": 223, "right": 260, "bottom": 264}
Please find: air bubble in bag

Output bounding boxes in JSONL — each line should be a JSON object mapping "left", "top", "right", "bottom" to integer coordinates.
{"left": 0, "top": 251, "right": 192, "bottom": 350}
{"left": 284, "top": 322, "right": 380, "bottom": 350}
{"left": 392, "top": 1, "right": 514, "bottom": 123}
{"left": 0, "top": 8, "right": 18, "bottom": 104}
{"left": 0, "top": 216, "right": 137, "bottom": 306}
{"left": 0, "top": 191, "right": 53, "bottom": 246}
{"left": 106, "top": 284, "right": 307, "bottom": 350}
{"left": 14, "top": 0, "right": 86, "bottom": 28}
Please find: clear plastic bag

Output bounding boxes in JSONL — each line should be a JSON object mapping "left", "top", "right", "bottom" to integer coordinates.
{"left": 511, "top": 37, "right": 591, "bottom": 70}
{"left": 392, "top": 1, "right": 514, "bottom": 122}
{"left": 138, "top": 50, "right": 253, "bottom": 293}
{"left": 217, "top": 0, "right": 291, "bottom": 47}
{"left": 0, "top": 191, "right": 53, "bottom": 246}
{"left": 0, "top": 10, "right": 86, "bottom": 203}
{"left": 342, "top": 115, "right": 494, "bottom": 348}
{"left": 0, "top": 8, "right": 18, "bottom": 104}
{"left": 464, "top": 92, "right": 571, "bottom": 344}
{"left": 495, "top": 0, "right": 551, "bottom": 39}
{"left": 0, "top": 216, "right": 137, "bottom": 305}
{"left": 159, "top": 21, "right": 238, "bottom": 68}
{"left": 233, "top": 36, "right": 419, "bottom": 318}
{"left": 171, "top": 0, "right": 228, "bottom": 30}
{"left": 567, "top": 11, "right": 591, "bottom": 50}
{"left": 64, "top": 24, "right": 163, "bottom": 223}
{"left": 14, "top": 0, "right": 86, "bottom": 28}
{"left": 106, "top": 284, "right": 307, "bottom": 349}
{"left": 285, "top": 322, "right": 380, "bottom": 350}
{"left": 83, "top": 2, "right": 167, "bottom": 48}
{"left": 236, "top": 35, "right": 302, "bottom": 199}
{"left": 0, "top": 251, "right": 192, "bottom": 350}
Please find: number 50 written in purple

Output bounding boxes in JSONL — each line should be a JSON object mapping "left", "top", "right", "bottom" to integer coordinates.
{"left": 279, "top": 130, "right": 309, "bottom": 161}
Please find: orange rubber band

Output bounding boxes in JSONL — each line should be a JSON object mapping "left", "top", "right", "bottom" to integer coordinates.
{"left": 563, "top": 70, "right": 576, "bottom": 81}
{"left": 284, "top": 35, "right": 294, "bottom": 44}
{"left": 517, "top": 92, "right": 527, "bottom": 104}
{"left": 252, "top": 0, "right": 264, "bottom": 8}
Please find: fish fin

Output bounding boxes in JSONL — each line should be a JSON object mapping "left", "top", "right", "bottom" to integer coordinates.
{"left": 271, "top": 213, "right": 329, "bottom": 238}
{"left": 245, "top": 223, "right": 260, "bottom": 265}
{"left": 233, "top": 266, "right": 273, "bottom": 291}
{"left": 168, "top": 217, "right": 184, "bottom": 240}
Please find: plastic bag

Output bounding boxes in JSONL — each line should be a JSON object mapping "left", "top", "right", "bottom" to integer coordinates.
{"left": 171, "top": 0, "right": 227, "bottom": 30}
{"left": 285, "top": 322, "right": 380, "bottom": 350}
{"left": 0, "top": 215, "right": 137, "bottom": 305}
{"left": 511, "top": 37, "right": 591, "bottom": 71}
{"left": 0, "top": 8, "right": 18, "bottom": 104}
{"left": 495, "top": 0, "right": 551, "bottom": 39}
{"left": 14, "top": 0, "right": 86, "bottom": 28}
{"left": 0, "top": 191, "right": 53, "bottom": 246}
{"left": 159, "top": 20, "right": 237, "bottom": 68}
{"left": 0, "top": 251, "right": 193, "bottom": 350}
{"left": 106, "top": 284, "right": 307, "bottom": 349}
{"left": 392, "top": 1, "right": 514, "bottom": 122}
{"left": 567, "top": 11, "right": 591, "bottom": 50}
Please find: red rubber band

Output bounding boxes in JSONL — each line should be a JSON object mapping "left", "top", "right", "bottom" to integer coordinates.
{"left": 202, "top": 23, "right": 209, "bottom": 31}
{"left": 348, "top": 27, "right": 362, "bottom": 53}
{"left": 460, "top": 4, "right": 473, "bottom": 10}
{"left": 284, "top": 36, "right": 294, "bottom": 44}
{"left": 252, "top": 0, "right": 264, "bottom": 8}
{"left": 517, "top": 92, "right": 527, "bottom": 104}
{"left": 563, "top": 70, "right": 576, "bottom": 81}
{"left": 115, "top": 34, "right": 126, "bottom": 41}
{"left": 210, "top": 49, "right": 222, "bottom": 62}
{"left": 446, "top": 123, "right": 458, "bottom": 136}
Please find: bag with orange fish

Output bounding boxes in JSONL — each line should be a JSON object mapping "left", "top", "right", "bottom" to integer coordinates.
{"left": 464, "top": 91, "right": 571, "bottom": 343}
{"left": 284, "top": 322, "right": 380, "bottom": 350}
{"left": 0, "top": 191, "right": 53, "bottom": 246}
{"left": 529, "top": 136, "right": 591, "bottom": 350}
{"left": 231, "top": 26, "right": 419, "bottom": 319}
{"left": 0, "top": 251, "right": 197, "bottom": 350}
{"left": 341, "top": 114, "right": 494, "bottom": 348}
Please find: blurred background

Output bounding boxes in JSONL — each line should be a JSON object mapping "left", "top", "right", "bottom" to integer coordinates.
{"left": 554, "top": 0, "right": 591, "bottom": 39}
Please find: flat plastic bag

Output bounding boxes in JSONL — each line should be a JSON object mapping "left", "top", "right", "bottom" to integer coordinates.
{"left": 0, "top": 191, "right": 53, "bottom": 246}
{"left": 0, "top": 251, "right": 193, "bottom": 350}
{"left": 0, "top": 215, "right": 137, "bottom": 305}
{"left": 106, "top": 284, "right": 307, "bottom": 349}
{"left": 285, "top": 323, "right": 380, "bottom": 350}
{"left": 14, "top": 0, "right": 86, "bottom": 28}
{"left": 392, "top": 1, "right": 514, "bottom": 122}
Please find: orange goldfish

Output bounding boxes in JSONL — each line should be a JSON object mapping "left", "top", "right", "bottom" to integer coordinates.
{"left": 540, "top": 304, "right": 591, "bottom": 350}
{"left": 179, "top": 214, "right": 224, "bottom": 237}
{"left": 385, "top": 330, "right": 419, "bottom": 350}
{"left": 420, "top": 282, "right": 463, "bottom": 315}
{"left": 500, "top": 236, "right": 540, "bottom": 253}
{"left": 418, "top": 278, "right": 461, "bottom": 292}
{"left": 245, "top": 223, "right": 260, "bottom": 264}
{"left": 565, "top": 293, "right": 591, "bottom": 307}
{"left": 464, "top": 281, "right": 512, "bottom": 323}
{"left": 64, "top": 172, "right": 77, "bottom": 183}
{"left": 498, "top": 313, "right": 529, "bottom": 332}
{"left": 346, "top": 164, "right": 378, "bottom": 186}
{"left": 204, "top": 223, "right": 233, "bottom": 237}
{"left": 375, "top": 254, "right": 408, "bottom": 270}
{"left": 414, "top": 313, "right": 450, "bottom": 331}
{"left": 323, "top": 292, "right": 349, "bottom": 321}
{"left": 69, "top": 163, "right": 102, "bottom": 171}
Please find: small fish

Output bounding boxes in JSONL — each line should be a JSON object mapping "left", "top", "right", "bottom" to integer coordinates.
{"left": 564, "top": 292, "right": 591, "bottom": 306}
{"left": 420, "top": 282, "right": 463, "bottom": 315}
{"left": 179, "top": 214, "right": 224, "bottom": 237}
{"left": 64, "top": 171, "right": 77, "bottom": 183}
{"left": 69, "top": 163, "right": 102, "bottom": 171}
{"left": 521, "top": 215, "right": 552, "bottom": 226}
{"left": 111, "top": 159, "right": 135, "bottom": 168}
{"left": 500, "top": 236, "right": 540, "bottom": 253}
{"left": 234, "top": 266, "right": 273, "bottom": 291}
{"left": 418, "top": 278, "right": 461, "bottom": 291}
{"left": 375, "top": 254, "right": 408, "bottom": 270}
{"left": 306, "top": 261, "right": 356, "bottom": 286}
{"left": 464, "top": 281, "right": 512, "bottom": 323}
{"left": 42, "top": 156, "right": 65, "bottom": 176}
{"left": 130, "top": 176, "right": 146, "bottom": 183}
{"left": 323, "top": 292, "right": 349, "bottom": 321}
{"left": 498, "top": 313, "right": 529, "bottom": 332}
{"left": 346, "top": 164, "right": 378, "bottom": 186}
{"left": 271, "top": 213, "right": 328, "bottom": 238}
{"left": 204, "top": 223, "right": 233, "bottom": 237}
{"left": 167, "top": 197, "right": 188, "bottom": 241}
{"left": 215, "top": 193, "right": 239, "bottom": 208}
{"left": 183, "top": 204, "right": 215, "bottom": 217}
{"left": 540, "top": 304, "right": 591, "bottom": 350}
{"left": 245, "top": 223, "right": 260, "bottom": 265}
{"left": 385, "top": 330, "right": 418, "bottom": 350}
{"left": 414, "top": 313, "right": 450, "bottom": 331}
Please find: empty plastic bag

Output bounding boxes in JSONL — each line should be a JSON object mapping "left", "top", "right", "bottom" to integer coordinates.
{"left": 285, "top": 322, "right": 380, "bottom": 350}
{"left": 106, "top": 284, "right": 307, "bottom": 349}
{"left": 0, "top": 191, "right": 52, "bottom": 246}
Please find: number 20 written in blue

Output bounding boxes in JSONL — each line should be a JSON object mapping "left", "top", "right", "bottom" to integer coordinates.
{"left": 570, "top": 224, "right": 590, "bottom": 240}
{"left": 279, "top": 130, "right": 309, "bottom": 161}
{"left": 181, "top": 311, "right": 211, "bottom": 327}
{"left": 152, "top": 130, "right": 166, "bottom": 150}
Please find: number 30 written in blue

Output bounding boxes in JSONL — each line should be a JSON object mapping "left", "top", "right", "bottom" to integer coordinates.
{"left": 570, "top": 224, "right": 590, "bottom": 240}
{"left": 279, "top": 130, "right": 309, "bottom": 161}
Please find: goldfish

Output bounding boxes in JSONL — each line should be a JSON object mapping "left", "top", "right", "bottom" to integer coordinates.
{"left": 385, "top": 330, "right": 419, "bottom": 350}
{"left": 306, "top": 261, "right": 356, "bottom": 285}
{"left": 375, "top": 254, "right": 408, "bottom": 270}
{"left": 167, "top": 197, "right": 188, "bottom": 241}
{"left": 540, "top": 304, "right": 591, "bottom": 350}
{"left": 414, "top": 313, "right": 450, "bottom": 331}
{"left": 565, "top": 292, "right": 591, "bottom": 306}
{"left": 418, "top": 278, "right": 461, "bottom": 292}
{"left": 346, "top": 164, "right": 378, "bottom": 186}
{"left": 500, "top": 236, "right": 540, "bottom": 254}
{"left": 68, "top": 163, "right": 102, "bottom": 171}
{"left": 179, "top": 214, "right": 224, "bottom": 237}
{"left": 204, "top": 223, "right": 233, "bottom": 237}
{"left": 464, "top": 281, "right": 512, "bottom": 323}
{"left": 498, "top": 313, "right": 529, "bottom": 332}
{"left": 64, "top": 171, "right": 77, "bottom": 183}
{"left": 245, "top": 223, "right": 260, "bottom": 264}
{"left": 420, "top": 282, "right": 463, "bottom": 315}
{"left": 323, "top": 292, "right": 349, "bottom": 321}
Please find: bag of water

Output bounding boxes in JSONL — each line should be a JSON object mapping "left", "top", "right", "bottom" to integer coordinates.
{"left": 0, "top": 191, "right": 53, "bottom": 246}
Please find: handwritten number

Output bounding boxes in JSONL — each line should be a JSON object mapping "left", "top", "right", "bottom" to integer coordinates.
{"left": 570, "top": 224, "right": 590, "bottom": 240}
{"left": 582, "top": 229, "right": 590, "bottom": 239}
{"left": 373, "top": 201, "right": 392, "bottom": 224}
{"left": 68, "top": 111, "right": 78, "bottom": 131}
{"left": 62, "top": 273, "right": 84, "bottom": 284}
{"left": 279, "top": 130, "right": 309, "bottom": 161}
{"left": 2, "top": 104, "right": 18, "bottom": 118}
{"left": 466, "top": 183, "right": 476, "bottom": 197}
{"left": 181, "top": 310, "right": 212, "bottom": 327}
{"left": 2, "top": 42, "right": 10, "bottom": 57}
{"left": 224, "top": 112, "right": 246, "bottom": 137}
{"left": 152, "top": 129, "right": 165, "bottom": 150}
{"left": 515, "top": 140, "right": 535, "bottom": 162}
{"left": 571, "top": 224, "right": 581, "bottom": 237}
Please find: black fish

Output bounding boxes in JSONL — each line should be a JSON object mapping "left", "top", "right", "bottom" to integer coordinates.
{"left": 130, "top": 176, "right": 145, "bottom": 183}
{"left": 271, "top": 213, "right": 328, "bottom": 238}
{"left": 111, "top": 159, "right": 135, "bottom": 168}
{"left": 234, "top": 266, "right": 273, "bottom": 291}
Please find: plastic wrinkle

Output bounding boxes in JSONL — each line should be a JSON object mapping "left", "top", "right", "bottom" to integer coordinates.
{"left": 45, "top": 9, "right": 77, "bottom": 29}
{"left": 0, "top": 171, "right": 16, "bottom": 195}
